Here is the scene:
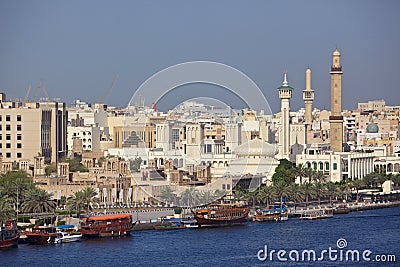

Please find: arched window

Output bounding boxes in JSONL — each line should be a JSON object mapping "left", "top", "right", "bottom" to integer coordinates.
{"left": 325, "top": 162, "right": 330, "bottom": 170}
{"left": 319, "top": 162, "right": 323, "bottom": 170}
{"left": 313, "top": 162, "right": 317, "bottom": 170}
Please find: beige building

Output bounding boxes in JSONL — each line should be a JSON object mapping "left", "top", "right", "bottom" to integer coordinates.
{"left": 0, "top": 93, "right": 67, "bottom": 163}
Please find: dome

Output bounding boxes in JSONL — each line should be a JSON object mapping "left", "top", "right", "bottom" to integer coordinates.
{"left": 333, "top": 48, "right": 341, "bottom": 56}
{"left": 366, "top": 123, "right": 379, "bottom": 133}
{"left": 234, "top": 138, "right": 278, "bottom": 158}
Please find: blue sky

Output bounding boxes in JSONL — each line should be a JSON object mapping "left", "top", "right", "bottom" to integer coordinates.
{"left": 0, "top": 0, "right": 399, "bottom": 112}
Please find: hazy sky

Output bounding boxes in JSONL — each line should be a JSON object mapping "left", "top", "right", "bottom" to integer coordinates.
{"left": 0, "top": 0, "right": 399, "bottom": 113}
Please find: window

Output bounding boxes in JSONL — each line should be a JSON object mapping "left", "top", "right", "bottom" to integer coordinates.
{"left": 6, "top": 125, "right": 10, "bottom": 131}
{"left": 6, "top": 152, "right": 11, "bottom": 158}
{"left": 333, "top": 163, "right": 338, "bottom": 170}
{"left": 0, "top": 144, "right": 2, "bottom": 148}
{"left": 227, "top": 184, "right": 230, "bottom": 190}
{"left": 6, "top": 134, "right": 11, "bottom": 140}
{"left": 17, "top": 143, "right": 22, "bottom": 148}
{"left": 6, "top": 115, "right": 10, "bottom": 121}
{"left": 313, "top": 162, "right": 317, "bottom": 170}
{"left": 205, "top": 144, "right": 212, "bottom": 153}
{"left": 325, "top": 162, "right": 330, "bottom": 170}
{"left": 0, "top": 125, "right": 2, "bottom": 130}
{"left": 17, "top": 153, "right": 22, "bottom": 158}
{"left": 17, "top": 115, "right": 21, "bottom": 121}
{"left": 0, "top": 115, "right": 2, "bottom": 121}
{"left": 319, "top": 162, "right": 323, "bottom": 170}
{"left": 222, "top": 184, "right": 226, "bottom": 190}
{"left": 17, "top": 125, "right": 22, "bottom": 131}
{"left": 0, "top": 134, "right": 2, "bottom": 140}
{"left": 6, "top": 143, "right": 11, "bottom": 148}
{"left": 17, "top": 134, "right": 22, "bottom": 140}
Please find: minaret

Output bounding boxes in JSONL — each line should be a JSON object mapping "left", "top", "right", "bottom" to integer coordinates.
{"left": 329, "top": 48, "right": 343, "bottom": 152}
{"left": 278, "top": 72, "right": 293, "bottom": 159}
{"left": 302, "top": 68, "right": 314, "bottom": 129}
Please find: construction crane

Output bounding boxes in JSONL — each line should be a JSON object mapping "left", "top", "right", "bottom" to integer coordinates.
{"left": 23, "top": 84, "right": 32, "bottom": 104}
{"left": 33, "top": 80, "right": 43, "bottom": 102}
{"left": 103, "top": 74, "right": 119, "bottom": 104}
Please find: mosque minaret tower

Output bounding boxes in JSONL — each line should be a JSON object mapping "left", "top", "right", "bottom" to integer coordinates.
{"left": 302, "top": 67, "right": 314, "bottom": 130}
{"left": 277, "top": 72, "right": 293, "bottom": 159}
{"left": 329, "top": 48, "right": 344, "bottom": 152}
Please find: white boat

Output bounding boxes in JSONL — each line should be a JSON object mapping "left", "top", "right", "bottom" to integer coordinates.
{"left": 55, "top": 231, "right": 82, "bottom": 243}
{"left": 181, "top": 219, "right": 199, "bottom": 228}
{"left": 185, "top": 222, "right": 199, "bottom": 228}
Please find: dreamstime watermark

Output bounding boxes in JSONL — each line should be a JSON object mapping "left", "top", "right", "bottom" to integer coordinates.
{"left": 257, "top": 238, "right": 396, "bottom": 263}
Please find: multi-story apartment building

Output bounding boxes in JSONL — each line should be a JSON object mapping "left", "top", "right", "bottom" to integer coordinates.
{"left": 0, "top": 93, "right": 67, "bottom": 164}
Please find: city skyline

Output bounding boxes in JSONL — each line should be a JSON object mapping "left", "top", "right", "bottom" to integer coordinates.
{"left": 1, "top": 1, "right": 399, "bottom": 113}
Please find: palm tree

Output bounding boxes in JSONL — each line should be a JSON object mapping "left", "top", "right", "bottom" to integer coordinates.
{"left": 304, "top": 167, "right": 315, "bottom": 184}
{"left": 351, "top": 179, "right": 365, "bottom": 203}
{"left": 325, "top": 182, "right": 338, "bottom": 206}
{"left": 233, "top": 186, "right": 247, "bottom": 203}
{"left": 287, "top": 183, "right": 302, "bottom": 209}
{"left": 313, "top": 171, "right": 326, "bottom": 184}
{"left": 273, "top": 180, "right": 288, "bottom": 206}
{"left": 180, "top": 187, "right": 200, "bottom": 207}
{"left": 337, "top": 182, "right": 351, "bottom": 202}
{"left": 314, "top": 182, "right": 327, "bottom": 206}
{"left": 294, "top": 164, "right": 308, "bottom": 184}
{"left": 79, "top": 187, "right": 99, "bottom": 212}
{"left": 300, "top": 182, "right": 315, "bottom": 207}
{"left": 243, "top": 189, "right": 258, "bottom": 207}
{"left": 22, "top": 186, "right": 56, "bottom": 213}
{"left": 159, "top": 186, "right": 176, "bottom": 205}
{"left": 0, "top": 191, "right": 14, "bottom": 225}
{"left": 67, "top": 191, "right": 85, "bottom": 217}
{"left": 198, "top": 190, "right": 217, "bottom": 205}
{"left": 257, "top": 185, "right": 275, "bottom": 208}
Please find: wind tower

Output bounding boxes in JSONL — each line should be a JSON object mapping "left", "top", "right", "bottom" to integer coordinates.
{"left": 329, "top": 48, "right": 344, "bottom": 152}
{"left": 302, "top": 68, "right": 314, "bottom": 131}
{"left": 277, "top": 72, "right": 293, "bottom": 159}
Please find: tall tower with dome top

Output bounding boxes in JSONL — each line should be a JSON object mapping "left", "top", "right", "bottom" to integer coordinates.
{"left": 277, "top": 72, "right": 293, "bottom": 159}
{"left": 329, "top": 48, "right": 344, "bottom": 152}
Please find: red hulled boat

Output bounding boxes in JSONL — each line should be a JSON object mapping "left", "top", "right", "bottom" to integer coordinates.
{"left": 192, "top": 204, "right": 250, "bottom": 227}
{"left": 81, "top": 214, "right": 133, "bottom": 238}
{"left": 0, "top": 220, "right": 20, "bottom": 248}
{"left": 24, "top": 226, "right": 58, "bottom": 245}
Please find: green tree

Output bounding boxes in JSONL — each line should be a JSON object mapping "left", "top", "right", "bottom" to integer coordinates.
{"left": 257, "top": 185, "right": 276, "bottom": 208}
{"left": 272, "top": 159, "right": 295, "bottom": 185}
{"left": 351, "top": 179, "right": 365, "bottom": 203}
{"left": 45, "top": 163, "right": 57, "bottom": 176}
{"left": 293, "top": 163, "right": 308, "bottom": 184}
{"left": 67, "top": 191, "right": 85, "bottom": 217}
{"left": 287, "top": 183, "right": 303, "bottom": 209}
{"left": 337, "top": 182, "right": 351, "bottom": 202}
{"left": 22, "top": 186, "right": 56, "bottom": 213}
{"left": 180, "top": 187, "right": 199, "bottom": 207}
{"left": 130, "top": 157, "right": 142, "bottom": 172}
{"left": 198, "top": 190, "right": 218, "bottom": 205}
{"left": 60, "top": 157, "right": 89, "bottom": 172}
{"left": 300, "top": 182, "right": 315, "bottom": 207}
{"left": 314, "top": 182, "right": 327, "bottom": 206}
{"left": 273, "top": 180, "right": 289, "bottom": 205}
{"left": 159, "top": 186, "right": 176, "bottom": 205}
{"left": 0, "top": 191, "right": 14, "bottom": 224}
{"left": 233, "top": 186, "right": 247, "bottom": 203}
{"left": 79, "top": 187, "right": 99, "bottom": 212}
{"left": 242, "top": 189, "right": 258, "bottom": 207}
{"left": 325, "top": 182, "right": 338, "bottom": 206}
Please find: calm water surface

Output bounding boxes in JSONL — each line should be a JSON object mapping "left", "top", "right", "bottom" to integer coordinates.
{"left": 1, "top": 207, "right": 399, "bottom": 266}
